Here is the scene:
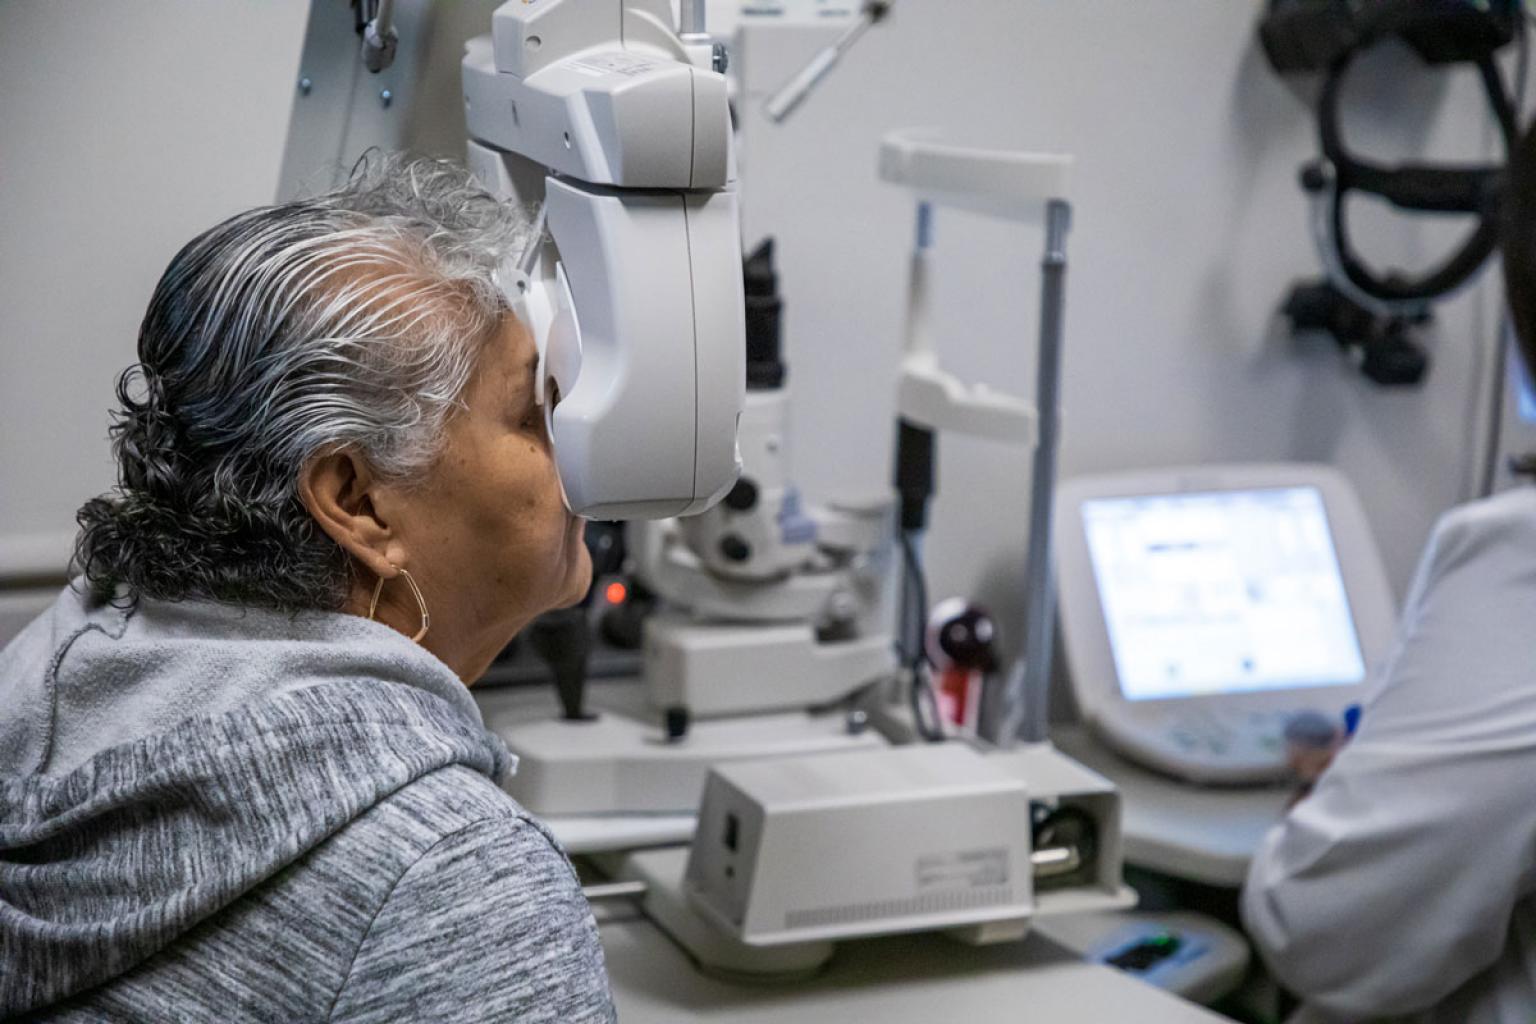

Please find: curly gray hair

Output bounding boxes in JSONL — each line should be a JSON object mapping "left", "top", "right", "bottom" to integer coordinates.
{"left": 75, "top": 153, "right": 529, "bottom": 610}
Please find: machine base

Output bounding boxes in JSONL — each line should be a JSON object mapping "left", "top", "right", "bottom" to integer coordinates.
{"left": 608, "top": 847, "right": 836, "bottom": 982}
{"left": 485, "top": 685, "right": 884, "bottom": 816}
{"left": 644, "top": 614, "right": 895, "bottom": 722}
{"left": 605, "top": 806, "right": 1137, "bottom": 982}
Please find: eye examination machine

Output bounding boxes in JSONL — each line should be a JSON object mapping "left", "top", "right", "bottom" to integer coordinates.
{"left": 461, "top": 0, "right": 746, "bottom": 521}
{"left": 453, "top": 0, "right": 1301, "bottom": 1016}
{"left": 18, "top": 0, "right": 1532, "bottom": 1020}
{"left": 454, "top": 0, "right": 1184, "bottom": 1006}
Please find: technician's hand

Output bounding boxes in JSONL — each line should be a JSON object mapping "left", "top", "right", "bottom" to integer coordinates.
{"left": 1282, "top": 710, "right": 1343, "bottom": 807}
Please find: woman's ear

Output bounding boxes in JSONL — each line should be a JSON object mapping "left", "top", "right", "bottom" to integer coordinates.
{"left": 299, "top": 450, "right": 406, "bottom": 579}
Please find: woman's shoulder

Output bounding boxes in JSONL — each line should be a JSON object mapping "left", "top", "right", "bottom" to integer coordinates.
{"left": 321, "top": 766, "right": 614, "bottom": 1022}
{"left": 349, "top": 763, "right": 565, "bottom": 869}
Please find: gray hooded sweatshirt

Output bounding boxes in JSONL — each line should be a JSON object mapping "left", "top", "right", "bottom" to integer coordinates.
{"left": 0, "top": 585, "right": 615, "bottom": 1022}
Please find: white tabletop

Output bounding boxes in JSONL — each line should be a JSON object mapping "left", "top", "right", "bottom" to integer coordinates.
{"left": 476, "top": 683, "right": 1290, "bottom": 883}
{"left": 1051, "top": 726, "right": 1288, "bottom": 888}
{"left": 477, "top": 680, "right": 700, "bottom": 851}
{"left": 481, "top": 682, "right": 1243, "bottom": 1018}
{"left": 594, "top": 903, "right": 1230, "bottom": 1023}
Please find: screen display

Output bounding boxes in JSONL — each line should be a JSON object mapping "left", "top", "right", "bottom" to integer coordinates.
{"left": 1081, "top": 486, "right": 1366, "bottom": 702}
{"left": 1510, "top": 336, "right": 1536, "bottom": 424}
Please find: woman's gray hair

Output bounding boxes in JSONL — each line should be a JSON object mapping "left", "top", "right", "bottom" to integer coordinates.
{"left": 75, "top": 153, "right": 529, "bottom": 611}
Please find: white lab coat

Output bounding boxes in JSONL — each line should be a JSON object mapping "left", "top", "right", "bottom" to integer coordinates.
{"left": 1243, "top": 486, "right": 1536, "bottom": 1023}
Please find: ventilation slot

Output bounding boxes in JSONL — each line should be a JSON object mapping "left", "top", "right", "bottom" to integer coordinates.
{"left": 784, "top": 887, "right": 1015, "bottom": 931}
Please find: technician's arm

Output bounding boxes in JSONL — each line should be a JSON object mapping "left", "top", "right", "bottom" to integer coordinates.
{"left": 1243, "top": 499, "right": 1536, "bottom": 1018}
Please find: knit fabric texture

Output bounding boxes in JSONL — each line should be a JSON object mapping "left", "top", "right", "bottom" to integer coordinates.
{"left": 0, "top": 585, "right": 615, "bottom": 1022}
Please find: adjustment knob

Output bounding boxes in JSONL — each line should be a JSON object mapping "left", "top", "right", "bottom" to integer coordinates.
{"left": 664, "top": 706, "right": 690, "bottom": 742}
{"left": 719, "top": 534, "right": 752, "bottom": 563}
{"left": 724, "top": 477, "right": 759, "bottom": 512}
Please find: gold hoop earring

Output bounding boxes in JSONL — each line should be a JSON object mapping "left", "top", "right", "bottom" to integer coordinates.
{"left": 368, "top": 566, "right": 431, "bottom": 643}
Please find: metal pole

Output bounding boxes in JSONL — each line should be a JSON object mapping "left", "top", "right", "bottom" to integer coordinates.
{"left": 361, "top": 0, "right": 399, "bottom": 73}
{"left": 680, "top": 0, "right": 708, "bottom": 41}
{"left": 582, "top": 879, "right": 649, "bottom": 902}
{"left": 1003, "top": 198, "right": 1071, "bottom": 746}
{"left": 762, "top": 8, "right": 879, "bottom": 123}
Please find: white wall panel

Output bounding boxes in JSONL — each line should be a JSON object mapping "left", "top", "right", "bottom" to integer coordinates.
{"left": 3, "top": 0, "right": 1518, "bottom": 664}
{"left": 0, "top": 0, "right": 310, "bottom": 582}
{"left": 725, "top": 1, "right": 1511, "bottom": 648}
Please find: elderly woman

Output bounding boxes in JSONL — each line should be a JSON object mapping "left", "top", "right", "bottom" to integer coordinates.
{"left": 0, "top": 156, "right": 611, "bottom": 1021}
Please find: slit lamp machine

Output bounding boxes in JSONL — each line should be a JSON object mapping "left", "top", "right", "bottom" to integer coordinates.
{"left": 463, "top": 0, "right": 1131, "bottom": 976}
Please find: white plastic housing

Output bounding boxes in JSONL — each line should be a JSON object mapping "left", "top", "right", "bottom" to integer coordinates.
{"left": 542, "top": 177, "right": 744, "bottom": 519}
{"left": 490, "top": 704, "right": 884, "bottom": 816}
{"left": 630, "top": 505, "right": 889, "bottom": 625}
{"left": 879, "top": 129, "right": 1073, "bottom": 221}
{"left": 465, "top": 2, "right": 744, "bottom": 521}
{"left": 644, "top": 613, "right": 895, "bottom": 718}
{"left": 897, "top": 245, "right": 1037, "bottom": 441}
{"left": 678, "top": 389, "right": 810, "bottom": 581}
{"left": 463, "top": 31, "right": 730, "bottom": 190}
{"left": 687, "top": 745, "right": 1036, "bottom": 946}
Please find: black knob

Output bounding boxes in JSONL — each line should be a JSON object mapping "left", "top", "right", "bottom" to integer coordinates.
{"left": 724, "top": 477, "right": 759, "bottom": 512}
{"left": 664, "top": 706, "right": 690, "bottom": 742}
{"left": 937, "top": 606, "right": 998, "bottom": 672}
{"left": 719, "top": 534, "right": 751, "bottom": 563}
{"left": 1299, "top": 160, "right": 1331, "bottom": 194}
{"left": 527, "top": 607, "right": 595, "bottom": 721}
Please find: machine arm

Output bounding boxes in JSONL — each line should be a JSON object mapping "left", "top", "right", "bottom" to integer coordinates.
{"left": 463, "top": 0, "right": 745, "bottom": 520}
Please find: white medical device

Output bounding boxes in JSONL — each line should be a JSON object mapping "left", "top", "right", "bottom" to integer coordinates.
{"left": 879, "top": 128, "right": 1075, "bottom": 746}
{"left": 469, "top": 1, "right": 893, "bottom": 820}
{"left": 599, "top": 742, "right": 1132, "bottom": 978}
{"left": 462, "top": 0, "right": 744, "bottom": 520}
{"left": 1055, "top": 463, "right": 1397, "bottom": 785}
{"left": 687, "top": 745, "right": 1037, "bottom": 946}
{"left": 631, "top": 241, "right": 895, "bottom": 736}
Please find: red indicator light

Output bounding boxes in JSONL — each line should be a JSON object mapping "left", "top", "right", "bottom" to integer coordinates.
{"left": 605, "top": 581, "right": 628, "bottom": 605}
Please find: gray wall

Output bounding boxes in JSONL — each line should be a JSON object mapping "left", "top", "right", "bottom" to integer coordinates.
{"left": 724, "top": 1, "right": 1514, "bottom": 653}
{"left": 1, "top": 1, "right": 1520, "bottom": 661}
{"left": 0, "top": 0, "right": 311, "bottom": 584}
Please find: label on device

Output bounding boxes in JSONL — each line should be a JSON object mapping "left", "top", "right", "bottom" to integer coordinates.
{"left": 915, "top": 848, "right": 1009, "bottom": 891}
{"left": 1082, "top": 486, "right": 1366, "bottom": 701}
{"left": 567, "top": 53, "right": 665, "bottom": 78}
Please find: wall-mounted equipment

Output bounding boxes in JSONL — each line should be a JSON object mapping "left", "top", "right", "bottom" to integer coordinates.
{"left": 1259, "top": 0, "right": 1524, "bottom": 386}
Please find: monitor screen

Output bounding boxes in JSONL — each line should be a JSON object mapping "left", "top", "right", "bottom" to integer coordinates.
{"left": 1081, "top": 486, "right": 1366, "bottom": 702}
{"left": 1510, "top": 335, "right": 1536, "bottom": 424}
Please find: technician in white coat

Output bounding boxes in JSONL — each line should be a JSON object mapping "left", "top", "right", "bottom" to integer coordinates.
{"left": 1241, "top": 130, "right": 1536, "bottom": 1024}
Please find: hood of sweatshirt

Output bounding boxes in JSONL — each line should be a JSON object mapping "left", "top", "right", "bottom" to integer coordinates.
{"left": 0, "top": 585, "right": 514, "bottom": 1016}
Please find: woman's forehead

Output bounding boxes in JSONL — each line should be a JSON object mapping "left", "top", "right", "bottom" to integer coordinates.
{"left": 481, "top": 314, "right": 538, "bottom": 391}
